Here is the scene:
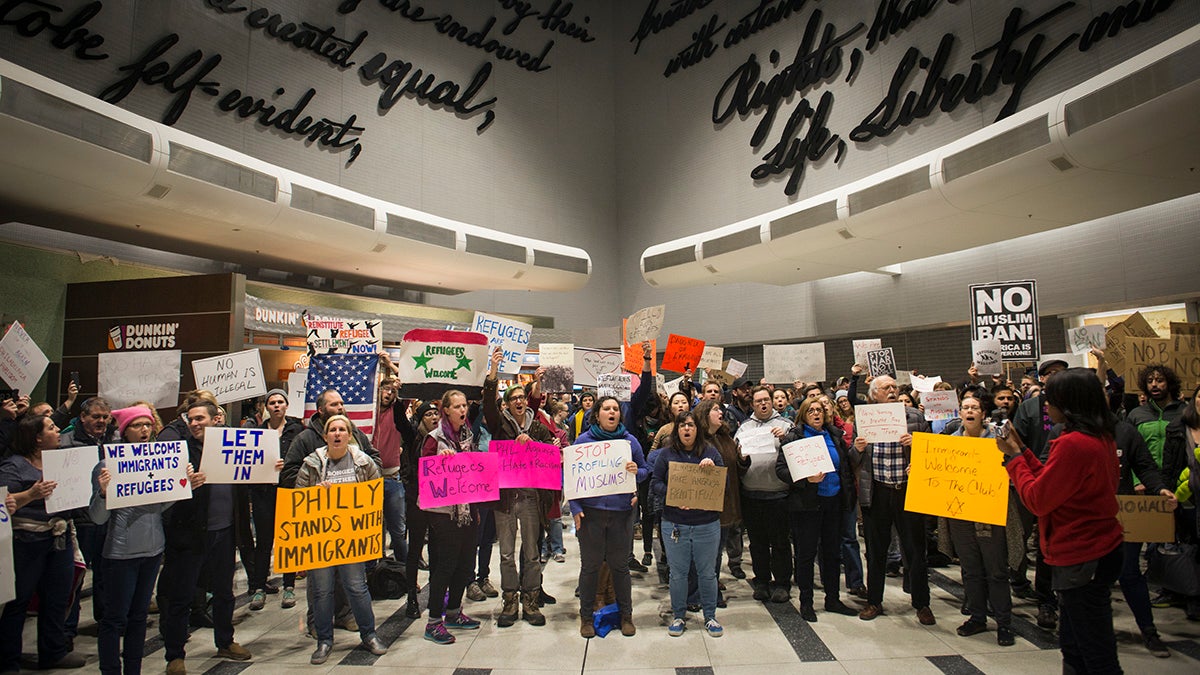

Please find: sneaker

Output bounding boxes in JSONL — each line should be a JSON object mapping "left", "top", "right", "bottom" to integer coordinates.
{"left": 249, "top": 591, "right": 265, "bottom": 611}
{"left": 997, "top": 626, "right": 1015, "bottom": 646}
{"left": 478, "top": 579, "right": 499, "bottom": 597}
{"left": 1150, "top": 590, "right": 1178, "bottom": 608}
{"left": 466, "top": 582, "right": 487, "bottom": 602}
{"left": 668, "top": 618, "right": 686, "bottom": 637}
{"left": 424, "top": 621, "right": 455, "bottom": 645}
{"left": 628, "top": 556, "right": 648, "bottom": 573}
{"left": 554, "top": 553, "right": 566, "bottom": 563}
{"left": 405, "top": 594, "right": 422, "bottom": 619}
{"left": 263, "top": 581, "right": 280, "bottom": 594}
{"left": 1143, "top": 629, "right": 1170, "bottom": 658}
{"left": 216, "top": 642, "right": 252, "bottom": 661}
{"left": 310, "top": 642, "right": 332, "bottom": 665}
{"left": 641, "top": 552, "right": 653, "bottom": 566}
{"left": 634, "top": 523, "right": 643, "bottom": 540}
{"left": 445, "top": 611, "right": 481, "bottom": 630}
{"left": 280, "top": 587, "right": 296, "bottom": 609}
{"left": 540, "top": 553, "right": 549, "bottom": 563}
{"left": 705, "top": 618, "right": 723, "bottom": 637}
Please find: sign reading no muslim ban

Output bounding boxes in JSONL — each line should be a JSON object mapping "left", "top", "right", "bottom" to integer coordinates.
{"left": 274, "top": 479, "right": 384, "bottom": 573}
{"left": 0, "top": 322, "right": 49, "bottom": 394}
{"left": 970, "top": 280, "right": 1039, "bottom": 361}
{"left": 563, "top": 440, "right": 634, "bottom": 501}
{"left": 418, "top": 452, "right": 501, "bottom": 509}
{"left": 397, "top": 329, "right": 489, "bottom": 399}
{"left": 191, "top": 349, "right": 267, "bottom": 404}
{"left": 200, "top": 427, "right": 281, "bottom": 484}
{"left": 104, "top": 440, "right": 192, "bottom": 509}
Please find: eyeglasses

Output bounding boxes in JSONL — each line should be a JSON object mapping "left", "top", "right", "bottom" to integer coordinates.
{"left": 677, "top": 421, "right": 697, "bottom": 428}
{"left": 127, "top": 421, "right": 154, "bottom": 429}
{"left": 507, "top": 395, "right": 526, "bottom": 402}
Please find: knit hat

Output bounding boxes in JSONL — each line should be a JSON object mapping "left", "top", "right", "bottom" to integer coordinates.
{"left": 112, "top": 406, "right": 154, "bottom": 436}
{"left": 834, "top": 390, "right": 848, "bottom": 400}
{"left": 265, "top": 388, "right": 288, "bottom": 404}
{"left": 415, "top": 401, "right": 438, "bottom": 421}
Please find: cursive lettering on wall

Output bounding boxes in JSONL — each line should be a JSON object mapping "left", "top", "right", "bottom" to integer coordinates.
{"left": 0, "top": 0, "right": 108, "bottom": 59}
{"left": 629, "top": 0, "right": 714, "bottom": 54}
{"left": 358, "top": 51, "right": 497, "bottom": 132}
{"left": 661, "top": 0, "right": 812, "bottom": 78}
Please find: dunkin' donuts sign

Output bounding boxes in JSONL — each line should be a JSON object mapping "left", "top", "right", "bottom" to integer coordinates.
{"left": 108, "top": 323, "right": 180, "bottom": 350}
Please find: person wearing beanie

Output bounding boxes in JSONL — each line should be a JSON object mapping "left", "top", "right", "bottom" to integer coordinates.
{"left": 248, "top": 390, "right": 304, "bottom": 610}
{"left": 396, "top": 398, "right": 440, "bottom": 618}
{"left": 112, "top": 406, "right": 156, "bottom": 442}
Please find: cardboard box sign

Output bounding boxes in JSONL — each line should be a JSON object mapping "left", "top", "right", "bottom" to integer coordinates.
{"left": 1115, "top": 495, "right": 1175, "bottom": 543}
{"left": 665, "top": 462, "right": 726, "bottom": 512}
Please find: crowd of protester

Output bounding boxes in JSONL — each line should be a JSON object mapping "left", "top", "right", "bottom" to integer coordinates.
{"left": 1, "top": 339, "right": 1197, "bottom": 673}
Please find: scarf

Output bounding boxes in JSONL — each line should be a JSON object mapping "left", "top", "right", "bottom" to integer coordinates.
{"left": 438, "top": 417, "right": 476, "bottom": 526}
{"left": 588, "top": 421, "right": 627, "bottom": 441}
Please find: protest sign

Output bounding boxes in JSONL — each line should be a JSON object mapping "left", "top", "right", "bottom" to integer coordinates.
{"left": 621, "top": 320, "right": 657, "bottom": 375}
{"left": 763, "top": 343, "right": 825, "bottom": 383}
{"left": 0, "top": 488, "right": 12, "bottom": 605}
{"left": 574, "top": 348, "right": 623, "bottom": 387}
{"left": 665, "top": 462, "right": 726, "bottom": 511}
{"left": 663, "top": 376, "right": 683, "bottom": 397}
{"left": 625, "top": 305, "right": 666, "bottom": 344}
{"left": 867, "top": 348, "right": 897, "bottom": 378}
{"left": 654, "top": 373, "right": 667, "bottom": 395}
{"left": 895, "top": 370, "right": 912, "bottom": 387}
{"left": 725, "top": 359, "right": 748, "bottom": 378}
{"left": 563, "top": 440, "right": 635, "bottom": 501}
{"left": 1123, "top": 336, "right": 1200, "bottom": 390}
{"left": 286, "top": 369, "right": 307, "bottom": 419}
{"left": 538, "top": 343, "right": 575, "bottom": 393}
{"left": 972, "top": 339, "right": 1004, "bottom": 376}
{"left": 1115, "top": 495, "right": 1175, "bottom": 543}
{"left": 911, "top": 375, "right": 942, "bottom": 393}
{"left": 200, "top": 427, "right": 281, "bottom": 483}
{"left": 103, "top": 440, "right": 192, "bottom": 509}
{"left": 1105, "top": 312, "right": 1158, "bottom": 375}
{"left": 397, "top": 329, "right": 489, "bottom": 400}
{"left": 98, "top": 350, "right": 181, "bottom": 408}
{"left": 41, "top": 447, "right": 96, "bottom": 514}
{"left": 598, "top": 373, "right": 633, "bottom": 401}
{"left": 191, "top": 349, "right": 266, "bottom": 404}
{"left": 707, "top": 368, "right": 734, "bottom": 387}
{"left": 1067, "top": 325, "right": 1107, "bottom": 356}
{"left": 969, "top": 280, "right": 1039, "bottom": 361}
{"left": 736, "top": 426, "right": 779, "bottom": 456}
{"left": 921, "top": 390, "right": 959, "bottom": 421}
{"left": 855, "top": 403, "right": 908, "bottom": 443}
{"left": 905, "top": 433, "right": 1009, "bottom": 526}
{"left": 781, "top": 436, "right": 836, "bottom": 482}
{"left": 853, "top": 339, "right": 881, "bottom": 368}
{"left": 274, "top": 479, "right": 383, "bottom": 573}
{"left": 491, "top": 440, "right": 563, "bottom": 490}
{"left": 472, "top": 311, "right": 533, "bottom": 376}
{"left": 1170, "top": 322, "right": 1200, "bottom": 338}
{"left": 0, "top": 322, "right": 48, "bottom": 394}
{"left": 698, "top": 345, "right": 724, "bottom": 370}
{"left": 661, "top": 334, "right": 706, "bottom": 373}
{"left": 418, "top": 452, "right": 500, "bottom": 509}
{"left": 304, "top": 316, "right": 381, "bottom": 355}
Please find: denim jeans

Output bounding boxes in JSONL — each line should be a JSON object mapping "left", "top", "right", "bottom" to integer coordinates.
{"left": 99, "top": 554, "right": 162, "bottom": 675}
{"left": 308, "top": 562, "right": 377, "bottom": 643}
{"left": 663, "top": 519, "right": 721, "bottom": 621}
{"left": 0, "top": 536, "right": 74, "bottom": 671}
{"left": 1118, "top": 541, "right": 1154, "bottom": 631}
{"left": 383, "top": 477, "right": 408, "bottom": 562}
{"left": 237, "top": 484, "right": 276, "bottom": 591}
{"left": 541, "top": 517, "right": 565, "bottom": 557}
{"left": 496, "top": 491, "right": 543, "bottom": 592}
{"left": 841, "top": 508, "right": 864, "bottom": 589}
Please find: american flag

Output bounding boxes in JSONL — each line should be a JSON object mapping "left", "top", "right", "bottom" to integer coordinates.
{"left": 304, "top": 354, "right": 379, "bottom": 436}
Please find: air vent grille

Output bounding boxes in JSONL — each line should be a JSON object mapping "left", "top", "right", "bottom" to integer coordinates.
{"left": 1065, "top": 41, "right": 1200, "bottom": 135}
{"left": 702, "top": 227, "right": 760, "bottom": 259}
{"left": 534, "top": 249, "right": 589, "bottom": 274}
{"left": 290, "top": 185, "right": 374, "bottom": 229}
{"left": 0, "top": 79, "right": 152, "bottom": 162}
{"left": 385, "top": 213, "right": 456, "bottom": 249}
{"left": 848, "top": 167, "right": 930, "bottom": 215}
{"left": 168, "top": 144, "right": 277, "bottom": 202}
{"left": 769, "top": 201, "right": 838, "bottom": 240}
{"left": 943, "top": 116, "right": 1050, "bottom": 182}
{"left": 643, "top": 247, "right": 696, "bottom": 273}
{"left": 465, "top": 234, "right": 526, "bottom": 263}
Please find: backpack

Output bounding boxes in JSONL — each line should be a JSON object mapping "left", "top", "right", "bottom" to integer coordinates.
{"left": 366, "top": 559, "right": 407, "bottom": 600}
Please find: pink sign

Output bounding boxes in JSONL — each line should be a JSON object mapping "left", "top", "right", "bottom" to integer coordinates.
{"left": 418, "top": 452, "right": 500, "bottom": 509}
{"left": 491, "top": 440, "right": 563, "bottom": 490}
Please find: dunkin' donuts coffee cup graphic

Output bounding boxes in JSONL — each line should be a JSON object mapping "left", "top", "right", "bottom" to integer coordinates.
{"left": 108, "top": 326, "right": 124, "bottom": 350}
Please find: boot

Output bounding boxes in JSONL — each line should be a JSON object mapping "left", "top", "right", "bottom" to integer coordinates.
{"left": 580, "top": 615, "right": 595, "bottom": 638}
{"left": 497, "top": 591, "right": 519, "bottom": 627}
{"left": 522, "top": 590, "right": 546, "bottom": 626}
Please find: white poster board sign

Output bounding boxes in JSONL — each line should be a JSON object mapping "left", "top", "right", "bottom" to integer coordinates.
{"left": 200, "top": 427, "right": 281, "bottom": 483}
{"left": 286, "top": 369, "right": 307, "bottom": 419}
{"left": 736, "top": 425, "right": 779, "bottom": 456}
{"left": 304, "top": 316, "right": 381, "bottom": 355}
{"left": 725, "top": 359, "right": 748, "bottom": 378}
{"left": 625, "top": 305, "right": 666, "bottom": 344}
{"left": 538, "top": 343, "right": 575, "bottom": 394}
{"left": 698, "top": 346, "right": 724, "bottom": 370}
{"left": 191, "top": 349, "right": 266, "bottom": 404}
{"left": 597, "top": 373, "right": 632, "bottom": 402}
{"left": 0, "top": 322, "right": 49, "bottom": 394}
{"left": 663, "top": 376, "right": 683, "bottom": 397}
{"left": 853, "top": 339, "right": 882, "bottom": 368}
{"left": 1068, "top": 325, "right": 1107, "bottom": 356}
{"left": 472, "top": 311, "right": 533, "bottom": 376}
{"left": 103, "top": 440, "right": 193, "bottom": 509}
{"left": 856, "top": 403, "right": 909, "bottom": 443}
{"left": 922, "top": 390, "right": 959, "bottom": 421}
{"left": 41, "top": 447, "right": 96, "bottom": 514}
{"left": 0, "top": 487, "right": 12, "bottom": 605}
{"left": 972, "top": 339, "right": 1004, "bottom": 376}
{"left": 574, "top": 348, "right": 624, "bottom": 387}
{"left": 763, "top": 343, "right": 826, "bottom": 383}
{"left": 98, "top": 350, "right": 181, "bottom": 408}
{"left": 563, "top": 440, "right": 635, "bottom": 500}
{"left": 911, "top": 375, "right": 942, "bottom": 393}
{"left": 782, "top": 436, "right": 836, "bottom": 481}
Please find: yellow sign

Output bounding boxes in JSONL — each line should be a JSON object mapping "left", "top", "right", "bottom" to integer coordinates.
{"left": 904, "top": 433, "right": 1009, "bottom": 527}
{"left": 273, "top": 479, "right": 383, "bottom": 573}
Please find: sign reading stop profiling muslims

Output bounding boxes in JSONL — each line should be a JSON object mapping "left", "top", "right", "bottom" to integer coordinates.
{"left": 969, "top": 280, "right": 1039, "bottom": 361}
{"left": 104, "top": 440, "right": 192, "bottom": 508}
{"left": 563, "top": 440, "right": 634, "bottom": 501}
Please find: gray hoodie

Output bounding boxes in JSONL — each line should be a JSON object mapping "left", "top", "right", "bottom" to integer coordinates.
{"left": 735, "top": 411, "right": 793, "bottom": 498}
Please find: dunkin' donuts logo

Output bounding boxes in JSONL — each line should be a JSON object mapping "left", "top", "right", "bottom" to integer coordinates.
{"left": 108, "top": 323, "right": 180, "bottom": 350}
